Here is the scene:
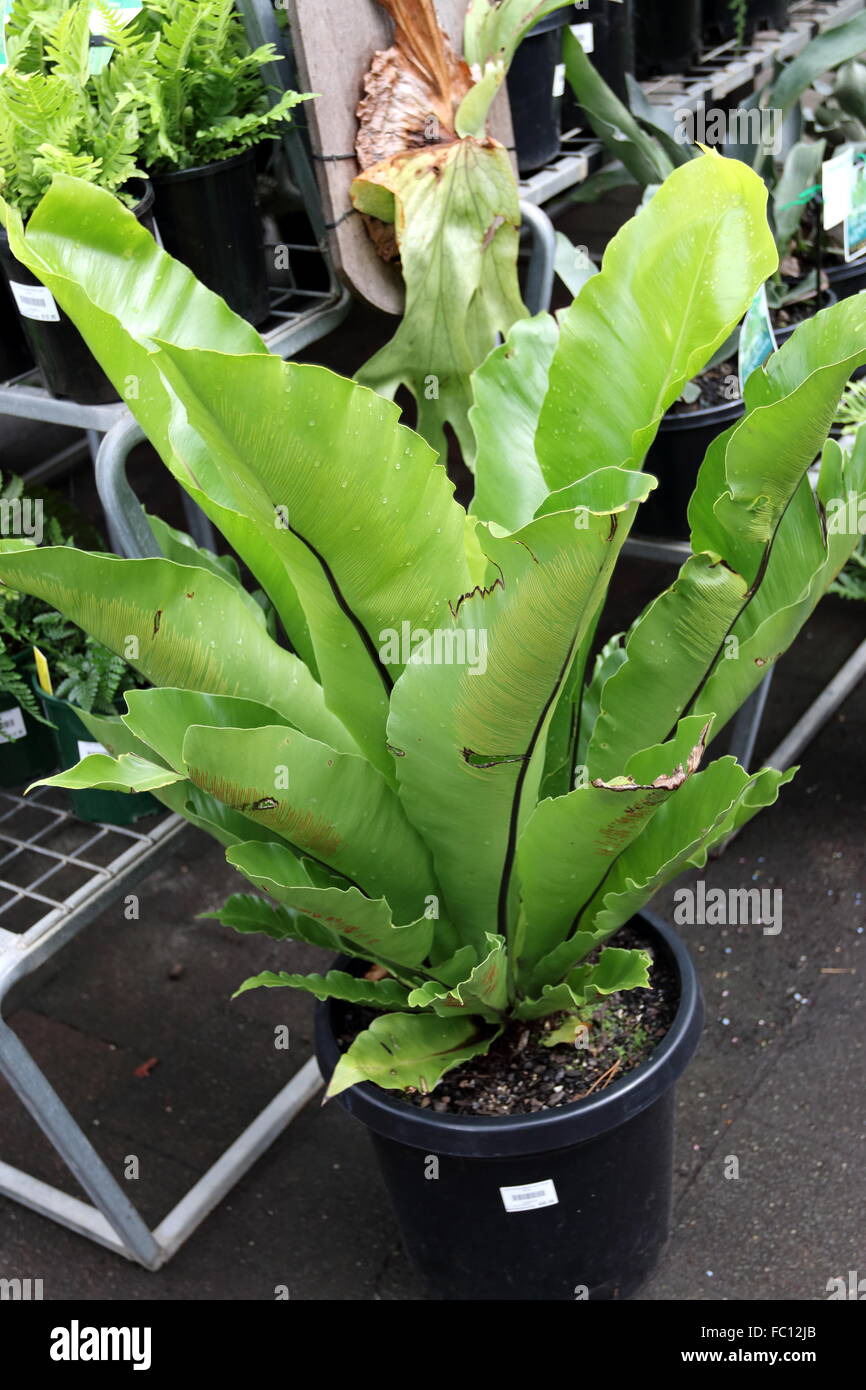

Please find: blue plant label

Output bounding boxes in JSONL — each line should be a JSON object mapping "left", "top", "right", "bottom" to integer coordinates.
{"left": 738, "top": 284, "right": 777, "bottom": 394}
{"left": 0, "top": 0, "right": 11, "bottom": 74}
{"left": 844, "top": 156, "right": 866, "bottom": 264}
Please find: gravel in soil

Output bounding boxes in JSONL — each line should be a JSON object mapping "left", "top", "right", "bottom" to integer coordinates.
{"left": 337, "top": 924, "right": 679, "bottom": 1117}
{"left": 668, "top": 360, "right": 738, "bottom": 413}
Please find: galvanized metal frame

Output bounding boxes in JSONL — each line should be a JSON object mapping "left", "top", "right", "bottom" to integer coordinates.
{"left": 0, "top": 787, "right": 323, "bottom": 1267}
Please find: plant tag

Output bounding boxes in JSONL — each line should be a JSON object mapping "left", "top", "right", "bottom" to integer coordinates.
{"left": 77, "top": 740, "right": 108, "bottom": 760}
{"left": 500, "top": 1179, "right": 558, "bottom": 1213}
{"left": 844, "top": 157, "right": 866, "bottom": 263}
{"left": 88, "top": 3, "right": 143, "bottom": 73}
{"left": 822, "top": 147, "right": 855, "bottom": 230}
{"left": 0, "top": 706, "right": 27, "bottom": 743}
{"left": 9, "top": 281, "right": 60, "bottom": 323}
{"left": 553, "top": 62, "right": 566, "bottom": 98}
{"left": 738, "top": 283, "right": 776, "bottom": 393}
{"left": 571, "top": 22, "right": 594, "bottom": 54}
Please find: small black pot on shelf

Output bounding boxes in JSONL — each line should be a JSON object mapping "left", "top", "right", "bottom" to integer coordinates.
{"left": 0, "top": 654, "right": 57, "bottom": 791}
{"left": 0, "top": 181, "right": 155, "bottom": 405}
{"left": 315, "top": 911, "right": 703, "bottom": 1302}
{"left": 507, "top": 7, "right": 579, "bottom": 175}
{"left": 562, "top": 0, "right": 636, "bottom": 132}
{"left": 634, "top": 0, "right": 702, "bottom": 78}
{"left": 150, "top": 149, "right": 270, "bottom": 327}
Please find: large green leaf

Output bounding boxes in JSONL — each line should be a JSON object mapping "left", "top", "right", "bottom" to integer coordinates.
{"left": 326, "top": 1012, "right": 499, "bottom": 1098}
{"left": 535, "top": 151, "right": 778, "bottom": 493}
{"left": 121, "top": 689, "right": 289, "bottom": 773}
{"left": 765, "top": 12, "right": 866, "bottom": 123}
{"left": 576, "top": 759, "right": 795, "bottom": 940}
{"left": 2, "top": 179, "right": 485, "bottom": 765}
{"left": 233, "top": 969, "right": 412, "bottom": 1009}
{"left": 353, "top": 136, "right": 528, "bottom": 462}
{"left": 516, "top": 714, "right": 711, "bottom": 975}
{"left": 463, "top": 1, "right": 573, "bottom": 69}
{"left": 31, "top": 753, "right": 184, "bottom": 795}
{"left": 150, "top": 341, "right": 482, "bottom": 778}
{"left": 225, "top": 841, "right": 436, "bottom": 969}
{"left": 589, "top": 296, "right": 866, "bottom": 776}
{"left": 531, "top": 760, "right": 794, "bottom": 990}
{"left": 0, "top": 543, "right": 352, "bottom": 752}
{"left": 202, "top": 891, "right": 339, "bottom": 953}
{"left": 181, "top": 725, "right": 438, "bottom": 924}
{"left": 388, "top": 467, "right": 654, "bottom": 951}
{"left": 470, "top": 312, "right": 559, "bottom": 532}
{"left": 561, "top": 27, "right": 672, "bottom": 189}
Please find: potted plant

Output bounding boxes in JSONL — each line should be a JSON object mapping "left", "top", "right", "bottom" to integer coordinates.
{"left": 127, "top": 0, "right": 309, "bottom": 326}
{"left": 2, "top": 154, "right": 865, "bottom": 1298}
{"left": 563, "top": 19, "right": 866, "bottom": 536}
{"left": 506, "top": 3, "right": 576, "bottom": 174}
{"left": 0, "top": 0, "right": 155, "bottom": 402}
{"left": 634, "top": 0, "right": 702, "bottom": 77}
{"left": 32, "top": 628, "right": 156, "bottom": 824}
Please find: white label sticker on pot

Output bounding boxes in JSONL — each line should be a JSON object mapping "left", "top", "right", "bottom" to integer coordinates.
{"left": 0, "top": 706, "right": 27, "bottom": 743}
{"left": 500, "top": 1179, "right": 558, "bottom": 1213}
{"left": 571, "top": 22, "right": 594, "bottom": 54}
{"left": 552, "top": 62, "right": 566, "bottom": 98}
{"left": 77, "top": 740, "right": 108, "bottom": 760}
{"left": 8, "top": 281, "right": 60, "bottom": 323}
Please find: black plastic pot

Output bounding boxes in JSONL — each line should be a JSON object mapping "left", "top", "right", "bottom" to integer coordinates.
{"left": 150, "top": 150, "right": 270, "bottom": 326}
{"left": 641, "top": 397, "right": 743, "bottom": 540}
{"left": 0, "top": 276, "right": 32, "bottom": 382}
{"left": 0, "top": 654, "right": 57, "bottom": 790}
{"left": 36, "top": 684, "right": 158, "bottom": 826}
{"left": 315, "top": 911, "right": 703, "bottom": 1301}
{"left": 635, "top": 0, "right": 702, "bottom": 77}
{"left": 507, "top": 8, "right": 576, "bottom": 175}
{"left": 0, "top": 182, "right": 154, "bottom": 404}
{"left": 703, "top": 0, "right": 788, "bottom": 44}
{"left": 826, "top": 255, "right": 866, "bottom": 301}
{"left": 562, "top": 0, "right": 635, "bottom": 130}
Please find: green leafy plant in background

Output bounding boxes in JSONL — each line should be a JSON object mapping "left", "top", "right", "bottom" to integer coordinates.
{"left": 0, "top": 468, "right": 144, "bottom": 720}
{"left": 0, "top": 0, "right": 150, "bottom": 217}
{"left": 127, "top": 0, "right": 309, "bottom": 172}
{"left": 352, "top": 0, "right": 575, "bottom": 460}
{"left": 831, "top": 377, "right": 866, "bottom": 601}
{"left": 1, "top": 152, "right": 865, "bottom": 1097}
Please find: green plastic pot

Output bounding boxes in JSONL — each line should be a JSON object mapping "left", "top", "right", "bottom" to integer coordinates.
{"left": 0, "top": 654, "right": 57, "bottom": 789}
{"left": 35, "top": 683, "right": 159, "bottom": 825}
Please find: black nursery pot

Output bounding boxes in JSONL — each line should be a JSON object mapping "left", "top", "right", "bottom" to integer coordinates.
{"left": 151, "top": 150, "right": 270, "bottom": 327}
{"left": 826, "top": 255, "right": 866, "bottom": 302}
{"left": 562, "top": 1, "right": 635, "bottom": 130}
{"left": 0, "top": 654, "right": 57, "bottom": 790}
{"left": 0, "top": 276, "right": 32, "bottom": 382}
{"left": 635, "top": 0, "right": 702, "bottom": 78}
{"left": 315, "top": 911, "right": 703, "bottom": 1301}
{"left": 507, "top": 9, "right": 575, "bottom": 175}
{"left": 640, "top": 398, "right": 743, "bottom": 541}
{"left": 0, "top": 182, "right": 154, "bottom": 404}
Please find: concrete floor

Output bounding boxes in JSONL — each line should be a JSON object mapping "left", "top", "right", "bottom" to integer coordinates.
{"left": 0, "top": 294, "right": 864, "bottom": 1301}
